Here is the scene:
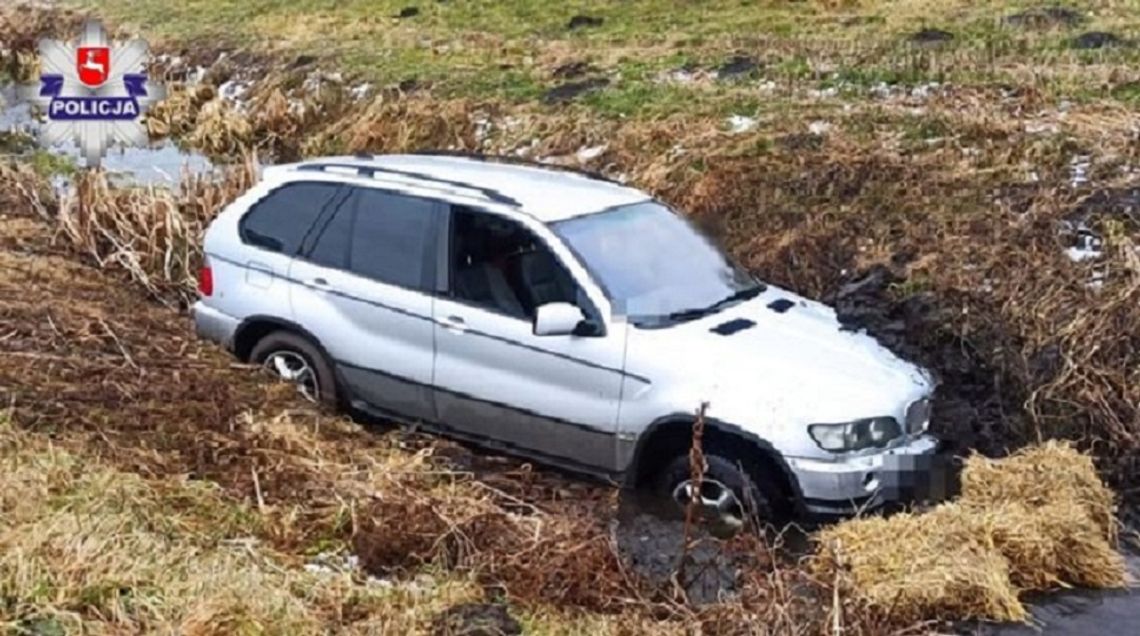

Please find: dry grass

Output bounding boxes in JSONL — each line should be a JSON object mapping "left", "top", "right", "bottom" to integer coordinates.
{"left": 188, "top": 98, "right": 254, "bottom": 158}
{"left": 52, "top": 156, "right": 256, "bottom": 305}
{"left": 812, "top": 443, "right": 1127, "bottom": 624}
{"left": 0, "top": 413, "right": 492, "bottom": 635}
{"left": 144, "top": 84, "right": 218, "bottom": 139}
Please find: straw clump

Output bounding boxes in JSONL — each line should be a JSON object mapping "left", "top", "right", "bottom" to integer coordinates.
{"left": 813, "top": 442, "right": 1126, "bottom": 623}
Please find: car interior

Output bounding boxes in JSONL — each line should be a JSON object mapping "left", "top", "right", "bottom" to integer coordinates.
{"left": 450, "top": 207, "right": 579, "bottom": 320}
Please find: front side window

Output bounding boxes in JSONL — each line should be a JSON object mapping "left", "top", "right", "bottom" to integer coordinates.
{"left": 551, "top": 201, "right": 760, "bottom": 327}
{"left": 449, "top": 207, "right": 581, "bottom": 320}
{"left": 239, "top": 182, "right": 342, "bottom": 254}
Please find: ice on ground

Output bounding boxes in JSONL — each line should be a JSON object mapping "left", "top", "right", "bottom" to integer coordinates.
{"left": 1070, "top": 155, "right": 1092, "bottom": 188}
{"left": 576, "top": 144, "right": 607, "bottom": 162}
{"left": 808, "top": 120, "right": 832, "bottom": 135}
{"left": 726, "top": 115, "right": 757, "bottom": 133}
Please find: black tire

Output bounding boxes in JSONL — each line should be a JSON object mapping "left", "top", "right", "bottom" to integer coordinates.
{"left": 249, "top": 330, "right": 339, "bottom": 408}
{"left": 655, "top": 445, "right": 782, "bottom": 537}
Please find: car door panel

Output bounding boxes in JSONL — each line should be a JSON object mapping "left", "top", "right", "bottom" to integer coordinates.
{"left": 290, "top": 186, "right": 441, "bottom": 422}
{"left": 431, "top": 207, "right": 626, "bottom": 472}
{"left": 432, "top": 300, "right": 626, "bottom": 470}
{"left": 220, "top": 181, "right": 345, "bottom": 328}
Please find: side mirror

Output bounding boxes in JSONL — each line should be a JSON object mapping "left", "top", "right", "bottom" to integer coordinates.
{"left": 534, "top": 302, "right": 588, "bottom": 337}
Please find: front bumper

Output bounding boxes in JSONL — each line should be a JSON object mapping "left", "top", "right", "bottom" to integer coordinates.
{"left": 785, "top": 434, "right": 948, "bottom": 516}
{"left": 191, "top": 301, "right": 240, "bottom": 350}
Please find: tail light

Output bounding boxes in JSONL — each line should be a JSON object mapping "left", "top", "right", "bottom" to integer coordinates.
{"left": 197, "top": 263, "right": 214, "bottom": 296}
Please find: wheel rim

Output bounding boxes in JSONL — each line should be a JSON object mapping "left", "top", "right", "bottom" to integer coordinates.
{"left": 263, "top": 350, "right": 320, "bottom": 402}
{"left": 672, "top": 478, "right": 746, "bottom": 533}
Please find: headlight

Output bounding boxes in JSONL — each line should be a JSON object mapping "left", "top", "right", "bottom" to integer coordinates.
{"left": 808, "top": 417, "right": 902, "bottom": 452}
{"left": 905, "top": 398, "right": 932, "bottom": 435}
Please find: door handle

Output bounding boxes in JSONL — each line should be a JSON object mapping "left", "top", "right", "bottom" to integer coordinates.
{"left": 438, "top": 315, "right": 466, "bottom": 332}
{"left": 310, "top": 277, "right": 329, "bottom": 287}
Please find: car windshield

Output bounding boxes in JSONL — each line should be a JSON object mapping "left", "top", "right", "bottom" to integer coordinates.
{"left": 551, "top": 200, "right": 762, "bottom": 327}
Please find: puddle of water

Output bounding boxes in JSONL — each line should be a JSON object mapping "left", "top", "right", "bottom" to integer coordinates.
{"left": 1, "top": 85, "right": 214, "bottom": 187}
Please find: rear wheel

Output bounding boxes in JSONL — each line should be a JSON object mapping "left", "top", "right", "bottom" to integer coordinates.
{"left": 250, "top": 331, "right": 338, "bottom": 407}
{"left": 656, "top": 449, "right": 779, "bottom": 538}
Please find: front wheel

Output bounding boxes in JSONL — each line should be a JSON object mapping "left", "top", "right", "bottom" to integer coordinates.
{"left": 655, "top": 451, "right": 777, "bottom": 538}
{"left": 250, "top": 331, "right": 339, "bottom": 408}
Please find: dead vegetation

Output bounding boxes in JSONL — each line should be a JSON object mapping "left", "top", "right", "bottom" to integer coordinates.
{"left": 813, "top": 443, "right": 1126, "bottom": 623}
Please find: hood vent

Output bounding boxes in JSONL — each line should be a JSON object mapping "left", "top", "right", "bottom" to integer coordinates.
{"left": 710, "top": 318, "right": 756, "bottom": 335}
{"left": 767, "top": 298, "right": 795, "bottom": 313}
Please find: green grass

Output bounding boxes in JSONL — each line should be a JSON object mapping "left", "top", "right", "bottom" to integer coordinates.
{"left": 28, "top": 149, "right": 79, "bottom": 179}
{"left": 63, "top": 0, "right": 1140, "bottom": 116}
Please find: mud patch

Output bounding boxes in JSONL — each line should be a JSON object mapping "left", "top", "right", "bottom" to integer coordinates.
{"left": 567, "top": 15, "right": 604, "bottom": 30}
{"left": 543, "top": 77, "right": 608, "bottom": 105}
{"left": 909, "top": 28, "right": 955, "bottom": 45}
{"left": 824, "top": 265, "right": 1012, "bottom": 454}
{"left": 1004, "top": 7, "right": 1084, "bottom": 29}
{"left": 777, "top": 132, "right": 825, "bottom": 152}
{"left": 716, "top": 55, "right": 759, "bottom": 81}
{"left": 614, "top": 491, "right": 771, "bottom": 605}
{"left": 1072, "top": 31, "right": 1125, "bottom": 50}
{"left": 551, "top": 60, "right": 595, "bottom": 80}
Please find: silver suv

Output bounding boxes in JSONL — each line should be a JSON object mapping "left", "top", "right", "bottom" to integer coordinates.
{"left": 193, "top": 153, "right": 941, "bottom": 530}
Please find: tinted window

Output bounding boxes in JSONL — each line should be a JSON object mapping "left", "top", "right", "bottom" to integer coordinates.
{"left": 347, "top": 188, "right": 437, "bottom": 289}
{"left": 307, "top": 202, "right": 353, "bottom": 269}
{"left": 240, "top": 182, "right": 342, "bottom": 254}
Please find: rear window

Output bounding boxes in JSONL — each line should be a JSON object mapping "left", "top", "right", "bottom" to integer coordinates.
{"left": 239, "top": 182, "right": 342, "bottom": 254}
{"left": 346, "top": 188, "right": 438, "bottom": 290}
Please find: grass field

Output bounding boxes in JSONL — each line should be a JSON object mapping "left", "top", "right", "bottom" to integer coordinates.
{"left": 71, "top": 0, "right": 1140, "bottom": 116}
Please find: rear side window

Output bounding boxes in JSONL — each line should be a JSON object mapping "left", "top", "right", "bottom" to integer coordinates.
{"left": 307, "top": 199, "right": 353, "bottom": 270}
{"left": 239, "top": 182, "right": 342, "bottom": 254}
{"left": 343, "top": 188, "right": 438, "bottom": 290}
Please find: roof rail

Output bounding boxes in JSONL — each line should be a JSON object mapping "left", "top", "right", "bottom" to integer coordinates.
{"left": 297, "top": 162, "right": 520, "bottom": 207}
{"left": 410, "top": 149, "right": 623, "bottom": 186}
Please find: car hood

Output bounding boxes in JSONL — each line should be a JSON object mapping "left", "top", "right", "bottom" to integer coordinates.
{"left": 623, "top": 285, "right": 933, "bottom": 435}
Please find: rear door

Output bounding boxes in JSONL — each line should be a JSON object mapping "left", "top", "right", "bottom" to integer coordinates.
{"left": 289, "top": 185, "right": 443, "bottom": 422}
{"left": 217, "top": 181, "right": 344, "bottom": 323}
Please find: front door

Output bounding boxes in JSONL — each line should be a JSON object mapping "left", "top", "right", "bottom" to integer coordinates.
{"left": 431, "top": 206, "right": 626, "bottom": 472}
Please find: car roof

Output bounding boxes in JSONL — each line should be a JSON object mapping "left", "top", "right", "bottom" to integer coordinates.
{"left": 285, "top": 154, "right": 650, "bottom": 223}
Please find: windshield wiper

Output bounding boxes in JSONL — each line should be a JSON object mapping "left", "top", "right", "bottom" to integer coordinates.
{"left": 664, "top": 284, "right": 766, "bottom": 323}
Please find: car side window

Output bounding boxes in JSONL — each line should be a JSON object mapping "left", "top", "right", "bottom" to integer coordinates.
{"left": 306, "top": 196, "right": 353, "bottom": 270}
{"left": 239, "top": 182, "right": 342, "bottom": 254}
{"left": 344, "top": 188, "right": 438, "bottom": 290}
{"left": 449, "top": 206, "right": 582, "bottom": 320}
